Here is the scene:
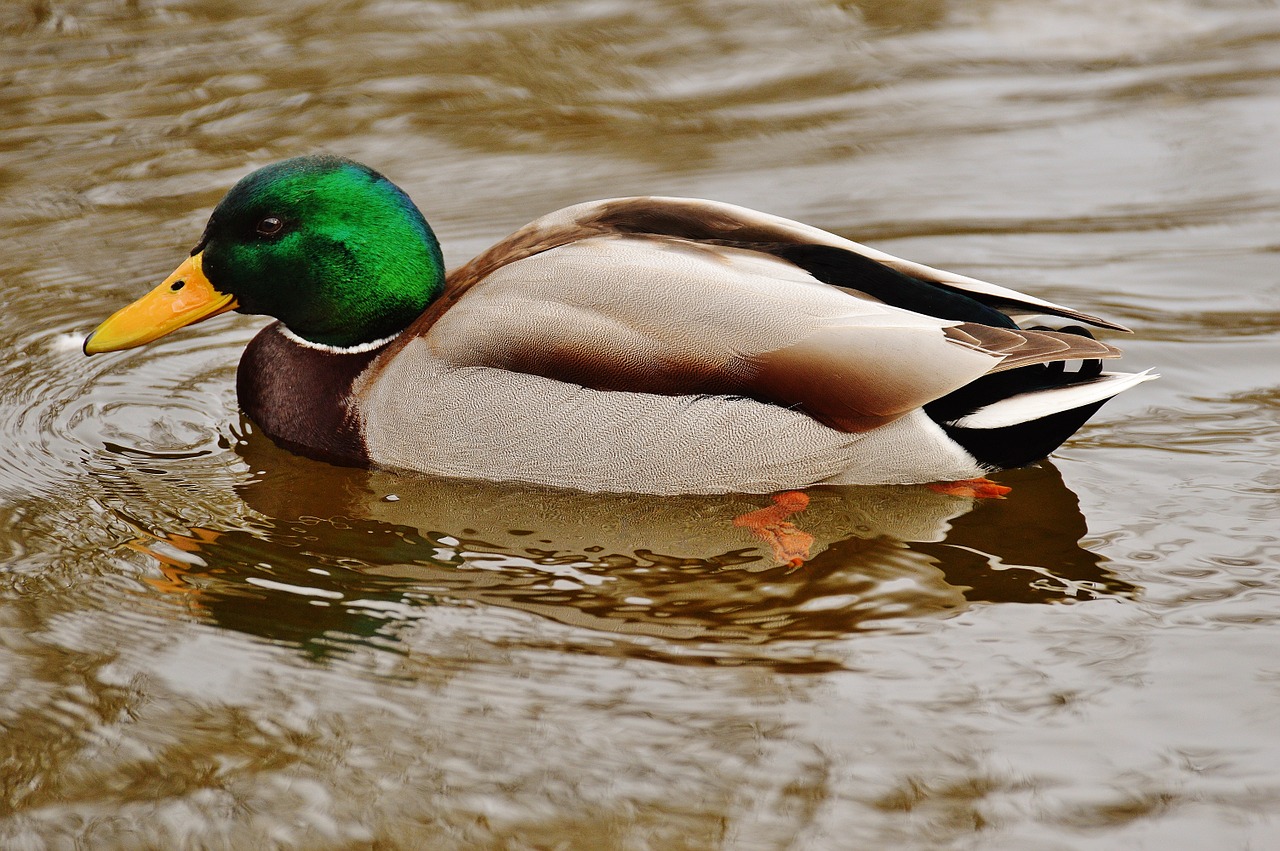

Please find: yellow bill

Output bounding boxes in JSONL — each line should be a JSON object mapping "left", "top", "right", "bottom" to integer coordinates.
{"left": 83, "top": 252, "right": 238, "bottom": 355}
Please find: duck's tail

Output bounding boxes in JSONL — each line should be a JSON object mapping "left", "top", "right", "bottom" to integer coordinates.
{"left": 925, "top": 345, "right": 1157, "bottom": 470}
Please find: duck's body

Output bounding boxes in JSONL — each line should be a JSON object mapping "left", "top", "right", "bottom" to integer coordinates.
{"left": 86, "top": 157, "right": 1154, "bottom": 495}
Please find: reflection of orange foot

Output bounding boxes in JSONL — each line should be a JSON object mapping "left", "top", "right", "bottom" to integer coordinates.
{"left": 153, "top": 527, "right": 223, "bottom": 553}
{"left": 927, "top": 477, "right": 1012, "bottom": 499}
{"left": 733, "top": 491, "right": 815, "bottom": 567}
{"left": 126, "top": 527, "right": 224, "bottom": 599}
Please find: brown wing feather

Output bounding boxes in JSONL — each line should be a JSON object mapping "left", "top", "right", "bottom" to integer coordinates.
{"left": 579, "top": 197, "right": 1130, "bottom": 331}
{"left": 943, "top": 323, "right": 1122, "bottom": 371}
{"left": 748, "top": 325, "right": 1011, "bottom": 433}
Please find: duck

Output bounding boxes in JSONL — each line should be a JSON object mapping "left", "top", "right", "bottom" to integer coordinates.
{"left": 83, "top": 155, "right": 1155, "bottom": 496}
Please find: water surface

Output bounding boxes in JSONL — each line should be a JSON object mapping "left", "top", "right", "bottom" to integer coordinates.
{"left": 2, "top": 0, "right": 1279, "bottom": 847}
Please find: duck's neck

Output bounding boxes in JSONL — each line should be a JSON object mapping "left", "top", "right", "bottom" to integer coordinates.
{"left": 236, "top": 322, "right": 390, "bottom": 466}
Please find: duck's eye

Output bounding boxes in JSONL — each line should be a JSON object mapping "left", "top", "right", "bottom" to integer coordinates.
{"left": 255, "top": 216, "right": 284, "bottom": 237}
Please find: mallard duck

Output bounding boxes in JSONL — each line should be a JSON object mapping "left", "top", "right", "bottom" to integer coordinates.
{"left": 84, "top": 155, "right": 1154, "bottom": 495}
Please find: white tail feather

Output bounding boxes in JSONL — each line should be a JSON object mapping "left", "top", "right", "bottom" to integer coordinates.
{"left": 951, "top": 369, "right": 1159, "bottom": 429}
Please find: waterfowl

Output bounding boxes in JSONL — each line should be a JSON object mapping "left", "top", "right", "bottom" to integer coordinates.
{"left": 84, "top": 155, "right": 1154, "bottom": 495}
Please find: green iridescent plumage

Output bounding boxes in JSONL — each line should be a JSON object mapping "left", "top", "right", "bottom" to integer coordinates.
{"left": 198, "top": 156, "right": 445, "bottom": 347}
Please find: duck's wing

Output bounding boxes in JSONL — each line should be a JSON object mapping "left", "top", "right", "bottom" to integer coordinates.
{"left": 414, "top": 197, "right": 1129, "bottom": 334}
{"left": 578, "top": 197, "right": 1131, "bottom": 331}
{"left": 467, "top": 197, "right": 1128, "bottom": 329}
{"left": 387, "top": 198, "right": 1121, "bottom": 434}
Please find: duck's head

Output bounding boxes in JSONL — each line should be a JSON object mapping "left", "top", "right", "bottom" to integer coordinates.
{"left": 84, "top": 155, "right": 445, "bottom": 354}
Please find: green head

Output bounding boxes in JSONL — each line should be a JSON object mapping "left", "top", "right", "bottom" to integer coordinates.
{"left": 83, "top": 155, "right": 446, "bottom": 355}
{"left": 200, "top": 156, "right": 445, "bottom": 346}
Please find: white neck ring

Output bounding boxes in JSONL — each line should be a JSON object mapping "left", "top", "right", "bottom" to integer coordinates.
{"left": 278, "top": 325, "right": 400, "bottom": 354}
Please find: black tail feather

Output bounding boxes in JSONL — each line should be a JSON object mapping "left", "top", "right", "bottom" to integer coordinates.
{"left": 935, "top": 398, "right": 1110, "bottom": 470}
{"left": 925, "top": 324, "right": 1115, "bottom": 470}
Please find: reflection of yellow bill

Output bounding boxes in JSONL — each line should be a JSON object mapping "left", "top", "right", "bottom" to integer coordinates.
{"left": 84, "top": 252, "right": 237, "bottom": 354}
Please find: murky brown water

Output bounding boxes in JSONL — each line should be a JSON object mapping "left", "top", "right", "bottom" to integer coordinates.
{"left": 2, "top": 0, "right": 1279, "bottom": 847}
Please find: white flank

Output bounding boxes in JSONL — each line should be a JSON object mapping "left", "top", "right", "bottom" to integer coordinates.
{"left": 951, "top": 369, "right": 1159, "bottom": 429}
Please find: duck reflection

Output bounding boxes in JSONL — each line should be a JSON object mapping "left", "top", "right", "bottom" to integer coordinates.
{"left": 129, "top": 427, "right": 1132, "bottom": 659}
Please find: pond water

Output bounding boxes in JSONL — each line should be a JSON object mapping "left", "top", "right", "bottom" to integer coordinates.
{"left": 3, "top": 0, "right": 1280, "bottom": 847}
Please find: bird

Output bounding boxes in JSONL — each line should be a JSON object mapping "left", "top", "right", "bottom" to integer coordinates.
{"left": 83, "top": 155, "right": 1155, "bottom": 496}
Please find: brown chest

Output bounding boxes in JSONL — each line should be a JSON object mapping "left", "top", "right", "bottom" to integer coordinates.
{"left": 235, "top": 323, "right": 384, "bottom": 466}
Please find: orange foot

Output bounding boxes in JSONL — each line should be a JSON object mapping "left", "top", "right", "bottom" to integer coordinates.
{"left": 926, "top": 477, "right": 1012, "bottom": 499}
{"left": 733, "top": 491, "right": 815, "bottom": 568}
